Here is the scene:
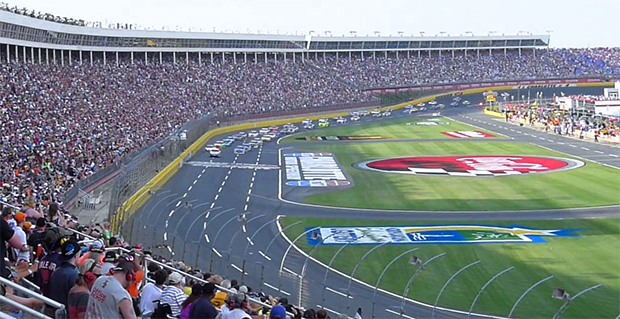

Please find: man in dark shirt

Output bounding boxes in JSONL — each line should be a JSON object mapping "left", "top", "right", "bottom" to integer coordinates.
{"left": 27, "top": 218, "right": 47, "bottom": 259}
{"left": 189, "top": 282, "right": 218, "bottom": 319}
{"left": 49, "top": 239, "right": 81, "bottom": 312}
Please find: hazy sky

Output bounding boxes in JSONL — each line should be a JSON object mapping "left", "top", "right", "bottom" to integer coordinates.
{"left": 7, "top": 0, "right": 619, "bottom": 48}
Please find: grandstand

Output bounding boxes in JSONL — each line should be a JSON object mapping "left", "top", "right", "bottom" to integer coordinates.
{"left": 1, "top": 4, "right": 619, "bottom": 319}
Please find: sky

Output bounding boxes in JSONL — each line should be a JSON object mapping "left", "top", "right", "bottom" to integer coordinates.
{"left": 6, "top": 0, "right": 619, "bottom": 48}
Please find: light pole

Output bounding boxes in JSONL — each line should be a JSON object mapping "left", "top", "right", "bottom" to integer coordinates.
{"left": 432, "top": 260, "right": 481, "bottom": 319}
{"left": 210, "top": 213, "right": 248, "bottom": 272}
{"left": 262, "top": 221, "right": 303, "bottom": 261}
{"left": 278, "top": 226, "right": 321, "bottom": 294}
{"left": 467, "top": 266, "right": 514, "bottom": 319}
{"left": 371, "top": 248, "right": 419, "bottom": 319}
{"left": 225, "top": 214, "right": 265, "bottom": 278}
{"left": 399, "top": 253, "right": 446, "bottom": 318}
{"left": 320, "top": 235, "right": 366, "bottom": 308}
{"left": 551, "top": 284, "right": 603, "bottom": 319}
{"left": 193, "top": 207, "right": 235, "bottom": 267}
{"left": 345, "top": 241, "right": 391, "bottom": 313}
{"left": 507, "top": 275, "right": 554, "bottom": 318}
{"left": 180, "top": 206, "right": 221, "bottom": 261}
{"left": 241, "top": 218, "right": 280, "bottom": 281}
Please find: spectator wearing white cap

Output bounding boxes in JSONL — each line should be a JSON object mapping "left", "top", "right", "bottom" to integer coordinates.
{"left": 160, "top": 272, "right": 187, "bottom": 317}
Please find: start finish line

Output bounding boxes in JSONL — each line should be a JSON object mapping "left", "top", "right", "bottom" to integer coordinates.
{"left": 185, "top": 161, "right": 280, "bottom": 170}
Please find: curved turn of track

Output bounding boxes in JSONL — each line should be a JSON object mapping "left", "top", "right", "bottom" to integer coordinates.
{"left": 131, "top": 86, "right": 619, "bottom": 319}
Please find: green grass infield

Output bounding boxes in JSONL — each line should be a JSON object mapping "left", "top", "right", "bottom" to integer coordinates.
{"left": 282, "top": 217, "right": 620, "bottom": 319}
{"left": 294, "top": 141, "right": 620, "bottom": 211}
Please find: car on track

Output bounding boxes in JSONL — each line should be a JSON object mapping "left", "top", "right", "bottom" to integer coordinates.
{"left": 214, "top": 140, "right": 224, "bottom": 149}
{"left": 336, "top": 117, "right": 347, "bottom": 124}
{"left": 209, "top": 148, "right": 221, "bottom": 157}
{"left": 242, "top": 143, "right": 252, "bottom": 150}
{"left": 382, "top": 111, "right": 391, "bottom": 117}
{"left": 205, "top": 144, "right": 217, "bottom": 152}
{"left": 450, "top": 101, "right": 459, "bottom": 107}
{"left": 223, "top": 139, "right": 234, "bottom": 147}
{"left": 234, "top": 146, "right": 247, "bottom": 155}
{"left": 269, "top": 126, "right": 279, "bottom": 132}
{"left": 250, "top": 139, "right": 262, "bottom": 148}
{"left": 259, "top": 128, "right": 269, "bottom": 134}
{"left": 438, "top": 104, "right": 445, "bottom": 109}
{"left": 304, "top": 122, "right": 315, "bottom": 129}
{"left": 261, "top": 135, "right": 272, "bottom": 142}
{"left": 428, "top": 101, "right": 438, "bottom": 105}
{"left": 318, "top": 121, "right": 329, "bottom": 128}
{"left": 359, "top": 110, "right": 370, "bottom": 117}
{"left": 302, "top": 119, "right": 312, "bottom": 125}
{"left": 351, "top": 115, "right": 360, "bottom": 121}
{"left": 417, "top": 102, "right": 426, "bottom": 107}
{"left": 248, "top": 130, "right": 259, "bottom": 137}
{"left": 419, "top": 107, "right": 427, "bottom": 111}
{"left": 319, "top": 118, "right": 328, "bottom": 123}
{"left": 463, "top": 100, "right": 471, "bottom": 106}
{"left": 238, "top": 132, "right": 247, "bottom": 138}
{"left": 349, "top": 111, "right": 359, "bottom": 117}
{"left": 371, "top": 109, "right": 381, "bottom": 117}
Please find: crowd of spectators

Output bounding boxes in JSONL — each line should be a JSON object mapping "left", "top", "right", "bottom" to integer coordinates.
{"left": 1, "top": 199, "right": 341, "bottom": 319}
{"left": 315, "top": 48, "right": 620, "bottom": 88}
{"left": 0, "top": 3, "right": 86, "bottom": 26}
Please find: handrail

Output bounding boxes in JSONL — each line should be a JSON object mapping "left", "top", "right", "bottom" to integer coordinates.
{"left": 0, "top": 296, "right": 52, "bottom": 319}
{"left": 0, "top": 275, "right": 64, "bottom": 310}
{"left": 21, "top": 277, "right": 41, "bottom": 292}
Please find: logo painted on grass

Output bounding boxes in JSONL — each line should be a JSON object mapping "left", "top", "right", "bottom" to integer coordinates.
{"left": 307, "top": 225, "right": 579, "bottom": 245}
{"left": 442, "top": 131, "right": 495, "bottom": 139}
{"left": 356, "top": 155, "right": 584, "bottom": 177}
{"left": 296, "top": 136, "right": 385, "bottom": 141}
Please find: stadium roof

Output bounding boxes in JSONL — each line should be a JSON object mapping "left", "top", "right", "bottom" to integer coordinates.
{"left": 0, "top": 10, "right": 550, "bottom": 53}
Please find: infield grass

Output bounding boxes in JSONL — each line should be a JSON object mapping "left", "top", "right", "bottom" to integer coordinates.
{"left": 280, "top": 116, "right": 497, "bottom": 143}
{"left": 282, "top": 217, "right": 620, "bottom": 319}
{"left": 293, "top": 141, "right": 620, "bottom": 211}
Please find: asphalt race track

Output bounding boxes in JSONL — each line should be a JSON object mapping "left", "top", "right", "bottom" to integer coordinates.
{"left": 130, "top": 86, "right": 620, "bottom": 319}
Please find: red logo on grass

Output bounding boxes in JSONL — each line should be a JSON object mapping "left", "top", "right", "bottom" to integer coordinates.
{"left": 442, "top": 131, "right": 495, "bottom": 138}
{"left": 357, "top": 156, "right": 584, "bottom": 177}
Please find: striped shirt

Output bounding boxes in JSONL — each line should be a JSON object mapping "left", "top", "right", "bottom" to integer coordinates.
{"left": 160, "top": 286, "right": 187, "bottom": 317}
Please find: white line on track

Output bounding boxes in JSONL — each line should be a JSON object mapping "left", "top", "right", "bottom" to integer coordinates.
{"left": 581, "top": 147, "right": 590, "bottom": 151}
{"left": 248, "top": 189, "right": 252, "bottom": 195}
{"left": 283, "top": 267, "right": 300, "bottom": 277}
{"left": 182, "top": 193, "right": 187, "bottom": 198}
{"left": 539, "top": 137, "right": 546, "bottom": 140}
{"left": 264, "top": 283, "right": 290, "bottom": 296}
{"left": 258, "top": 250, "right": 271, "bottom": 261}
{"left": 210, "top": 203, "right": 215, "bottom": 209}
{"left": 230, "top": 263, "right": 248, "bottom": 275}
{"left": 214, "top": 194, "right": 219, "bottom": 201}
{"left": 225, "top": 175, "right": 229, "bottom": 180}
{"left": 557, "top": 142, "right": 565, "bottom": 145}
{"left": 218, "top": 187, "right": 223, "bottom": 193}
{"left": 246, "top": 237, "right": 254, "bottom": 246}
{"left": 168, "top": 210, "right": 175, "bottom": 217}
{"left": 163, "top": 233, "right": 167, "bottom": 241}
{"left": 246, "top": 196, "right": 250, "bottom": 202}
{"left": 193, "top": 180, "right": 198, "bottom": 185}
{"left": 325, "top": 287, "right": 352, "bottom": 299}
{"left": 212, "top": 248, "right": 222, "bottom": 258}
{"left": 611, "top": 154, "right": 619, "bottom": 158}
{"left": 250, "top": 182, "right": 254, "bottom": 188}
{"left": 595, "top": 150, "right": 604, "bottom": 154}
{"left": 188, "top": 186, "right": 193, "bottom": 191}
{"left": 385, "top": 309, "right": 415, "bottom": 319}
{"left": 569, "top": 144, "right": 577, "bottom": 148}
{"left": 176, "top": 201, "right": 181, "bottom": 207}
{"left": 205, "top": 234, "right": 209, "bottom": 242}
{"left": 244, "top": 204, "right": 248, "bottom": 211}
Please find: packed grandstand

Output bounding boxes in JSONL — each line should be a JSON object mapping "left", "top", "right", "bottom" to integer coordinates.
{"left": 1, "top": 4, "right": 620, "bottom": 319}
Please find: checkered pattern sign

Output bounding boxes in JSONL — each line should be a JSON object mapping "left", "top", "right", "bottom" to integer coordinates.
{"left": 407, "top": 168, "right": 524, "bottom": 176}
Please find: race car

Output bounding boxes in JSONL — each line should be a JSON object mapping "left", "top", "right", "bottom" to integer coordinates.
{"left": 248, "top": 130, "right": 259, "bottom": 138}
{"left": 417, "top": 102, "right": 425, "bottom": 107}
{"left": 336, "top": 117, "right": 347, "bottom": 124}
{"left": 209, "top": 148, "right": 221, "bottom": 158}
{"left": 450, "top": 101, "right": 459, "bottom": 107}
{"left": 205, "top": 144, "right": 217, "bottom": 152}
{"left": 370, "top": 109, "right": 381, "bottom": 117}
{"left": 234, "top": 146, "right": 247, "bottom": 155}
{"left": 382, "top": 111, "right": 391, "bottom": 117}
{"left": 214, "top": 140, "right": 224, "bottom": 149}
{"left": 269, "top": 126, "right": 279, "bottom": 131}
{"left": 302, "top": 119, "right": 313, "bottom": 125}
{"left": 304, "top": 122, "right": 315, "bottom": 129}
{"left": 259, "top": 128, "right": 269, "bottom": 134}
{"left": 351, "top": 115, "right": 360, "bottom": 121}
{"left": 318, "top": 121, "right": 329, "bottom": 128}
{"left": 437, "top": 104, "right": 445, "bottom": 109}
{"left": 419, "top": 107, "right": 427, "bottom": 111}
{"left": 462, "top": 100, "right": 471, "bottom": 106}
{"left": 250, "top": 138, "right": 262, "bottom": 148}
{"left": 428, "top": 101, "right": 438, "bottom": 105}
{"left": 261, "top": 135, "right": 272, "bottom": 142}
{"left": 359, "top": 110, "right": 370, "bottom": 117}
{"left": 222, "top": 139, "right": 234, "bottom": 147}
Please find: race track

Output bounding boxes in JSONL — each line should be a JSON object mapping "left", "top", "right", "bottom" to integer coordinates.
{"left": 130, "top": 86, "right": 620, "bottom": 319}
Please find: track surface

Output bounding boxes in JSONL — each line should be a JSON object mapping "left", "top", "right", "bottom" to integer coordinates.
{"left": 131, "top": 87, "right": 620, "bottom": 319}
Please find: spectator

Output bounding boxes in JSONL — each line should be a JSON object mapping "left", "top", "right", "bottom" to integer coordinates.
{"left": 219, "top": 293, "right": 251, "bottom": 319}
{"left": 316, "top": 309, "right": 329, "bottom": 319}
{"left": 78, "top": 238, "right": 105, "bottom": 267}
{"left": 189, "top": 282, "right": 218, "bottom": 319}
{"left": 85, "top": 261, "right": 137, "bottom": 319}
{"left": 38, "top": 228, "right": 67, "bottom": 317}
{"left": 68, "top": 258, "right": 101, "bottom": 319}
{"left": 22, "top": 196, "right": 43, "bottom": 220}
{"left": 11, "top": 211, "right": 30, "bottom": 264}
{"left": 140, "top": 268, "right": 168, "bottom": 319}
{"left": 46, "top": 203, "right": 66, "bottom": 227}
{"left": 270, "top": 305, "right": 287, "bottom": 319}
{"left": 101, "top": 250, "right": 117, "bottom": 275}
{"left": 180, "top": 283, "right": 203, "bottom": 319}
{"left": 1, "top": 217, "right": 23, "bottom": 278}
{"left": 27, "top": 217, "right": 47, "bottom": 259}
{"left": 160, "top": 271, "right": 187, "bottom": 317}
{"left": 49, "top": 238, "right": 81, "bottom": 311}
{"left": 212, "top": 279, "right": 230, "bottom": 308}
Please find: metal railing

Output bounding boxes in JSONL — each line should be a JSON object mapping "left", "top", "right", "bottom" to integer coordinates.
{"left": 0, "top": 276, "right": 65, "bottom": 319}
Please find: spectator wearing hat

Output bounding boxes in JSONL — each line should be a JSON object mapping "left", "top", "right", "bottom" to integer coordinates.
{"left": 12, "top": 211, "right": 31, "bottom": 264}
{"left": 270, "top": 305, "right": 287, "bottom": 319}
{"left": 86, "top": 261, "right": 137, "bottom": 319}
{"left": 140, "top": 269, "right": 167, "bottom": 319}
{"left": 50, "top": 238, "right": 81, "bottom": 311}
{"left": 27, "top": 218, "right": 48, "bottom": 259}
{"left": 68, "top": 258, "right": 101, "bottom": 319}
{"left": 78, "top": 239, "right": 105, "bottom": 267}
{"left": 126, "top": 253, "right": 144, "bottom": 301}
{"left": 212, "top": 279, "right": 231, "bottom": 309}
{"left": 37, "top": 228, "right": 67, "bottom": 316}
{"left": 160, "top": 271, "right": 187, "bottom": 317}
{"left": 180, "top": 283, "right": 203, "bottom": 319}
{"left": 101, "top": 251, "right": 117, "bottom": 275}
{"left": 219, "top": 292, "right": 251, "bottom": 319}
{"left": 189, "top": 282, "right": 218, "bottom": 319}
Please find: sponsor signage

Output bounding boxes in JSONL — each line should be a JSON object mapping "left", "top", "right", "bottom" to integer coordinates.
{"left": 513, "top": 84, "right": 576, "bottom": 89}
{"left": 297, "top": 136, "right": 385, "bottom": 141}
{"left": 415, "top": 121, "right": 450, "bottom": 125}
{"left": 366, "top": 78, "right": 605, "bottom": 95}
{"left": 307, "top": 225, "right": 578, "bottom": 245}
{"left": 356, "top": 155, "right": 584, "bottom": 177}
{"left": 442, "top": 131, "right": 495, "bottom": 138}
{"left": 284, "top": 152, "right": 350, "bottom": 187}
